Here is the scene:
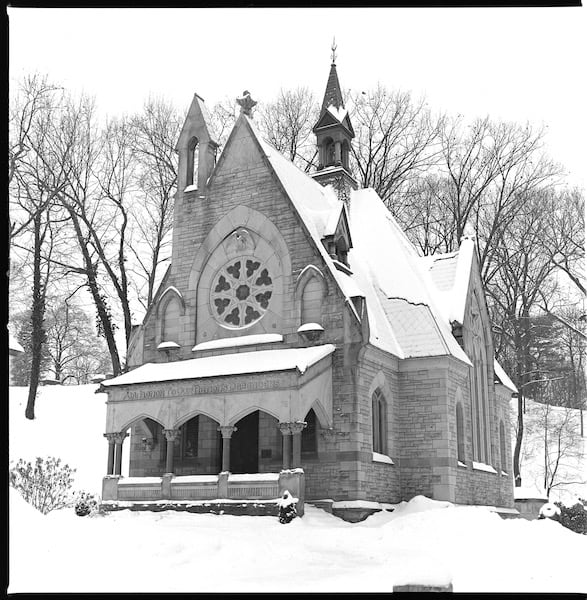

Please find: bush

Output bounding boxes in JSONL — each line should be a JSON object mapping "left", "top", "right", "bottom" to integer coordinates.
{"left": 74, "top": 491, "right": 100, "bottom": 517}
{"left": 9, "top": 457, "right": 76, "bottom": 514}
{"left": 554, "top": 499, "right": 587, "bottom": 535}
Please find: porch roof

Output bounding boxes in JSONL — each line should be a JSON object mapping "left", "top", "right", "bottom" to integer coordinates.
{"left": 100, "top": 344, "right": 336, "bottom": 388}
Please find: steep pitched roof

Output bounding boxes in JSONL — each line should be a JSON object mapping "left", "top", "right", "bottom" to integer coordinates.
{"left": 245, "top": 116, "right": 471, "bottom": 364}
{"left": 321, "top": 63, "right": 345, "bottom": 112}
{"left": 424, "top": 238, "right": 476, "bottom": 326}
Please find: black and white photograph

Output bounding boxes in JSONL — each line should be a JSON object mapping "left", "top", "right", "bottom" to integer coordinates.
{"left": 7, "top": 5, "right": 587, "bottom": 594}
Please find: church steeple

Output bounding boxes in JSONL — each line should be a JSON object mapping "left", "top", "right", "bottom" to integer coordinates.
{"left": 311, "top": 41, "right": 357, "bottom": 205}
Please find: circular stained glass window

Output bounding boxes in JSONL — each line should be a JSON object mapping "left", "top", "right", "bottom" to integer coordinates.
{"left": 210, "top": 256, "right": 273, "bottom": 329}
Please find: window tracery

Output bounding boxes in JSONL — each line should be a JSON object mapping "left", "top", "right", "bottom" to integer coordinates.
{"left": 209, "top": 256, "right": 274, "bottom": 329}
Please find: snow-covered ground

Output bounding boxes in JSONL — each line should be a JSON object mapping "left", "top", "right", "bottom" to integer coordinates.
{"left": 9, "top": 384, "right": 587, "bottom": 593}
{"left": 514, "top": 397, "right": 586, "bottom": 506}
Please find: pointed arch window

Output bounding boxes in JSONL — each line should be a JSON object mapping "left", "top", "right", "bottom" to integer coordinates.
{"left": 372, "top": 389, "right": 387, "bottom": 455}
{"left": 301, "top": 409, "right": 318, "bottom": 456}
{"left": 187, "top": 136, "right": 199, "bottom": 187}
{"left": 499, "top": 420, "right": 507, "bottom": 473}
{"left": 301, "top": 277, "right": 323, "bottom": 325}
{"left": 456, "top": 402, "right": 465, "bottom": 463}
{"left": 162, "top": 296, "right": 181, "bottom": 344}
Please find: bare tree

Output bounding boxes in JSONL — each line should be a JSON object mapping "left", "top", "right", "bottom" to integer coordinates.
{"left": 127, "top": 98, "right": 181, "bottom": 309}
{"left": 256, "top": 87, "right": 319, "bottom": 172}
{"left": 348, "top": 85, "right": 441, "bottom": 218}
{"left": 9, "top": 76, "right": 70, "bottom": 418}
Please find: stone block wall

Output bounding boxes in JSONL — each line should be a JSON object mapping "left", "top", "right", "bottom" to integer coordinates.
{"left": 397, "top": 357, "right": 451, "bottom": 501}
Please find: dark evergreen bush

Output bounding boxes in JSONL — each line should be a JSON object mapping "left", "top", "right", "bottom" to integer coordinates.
{"left": 554, "top": 499, "right": 587, "bottom": 535}
{"left": 74, "top": 491, "right": 99, "bottom": 517}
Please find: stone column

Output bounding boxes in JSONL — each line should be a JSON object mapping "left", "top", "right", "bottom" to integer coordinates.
{"left": 104, "top": 433, "right": 116, "bottom": 475}
{"left": 217, "top": 426, "right": 237, "bottom": 472}
{"left": 279, "top": 423, "right": 292, "bottom": 470}
{"left": 113, "top": 432, "right": 128, "bottom": 476}
{"left": 163, "top": 428, "right": 181, "bottom": 474}
{"left": 290, "top": 422, "right": 307, "bottom": 469}
{"left": 334, "top": 141, "right": 342, "bottom": 165}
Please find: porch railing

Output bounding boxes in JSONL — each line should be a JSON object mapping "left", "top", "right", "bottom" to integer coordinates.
{"left": 104, "top": 470, "right": 304, "bottom": 510}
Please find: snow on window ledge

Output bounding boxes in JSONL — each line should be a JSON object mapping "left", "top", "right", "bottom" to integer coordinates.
{"left": 372, "top": 452, "right": 394, "bottom": 465}
{"left": 184, "top": 184, "right": 198, "bottom": 193}
{"left": 501, "top": 470, "right": 509, "bottom": 477}
{"left": 192, "top": 334, "right": 283, "bottom": 352}
{"left": 472, "top": 461, "right": 498, "bottom": 474}
{"left": 457, "top": 461, "right": 467, "bottom": 468}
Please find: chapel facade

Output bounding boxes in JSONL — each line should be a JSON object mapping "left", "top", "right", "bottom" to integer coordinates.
{"left": 100, "top": 59, "right": 517, "bottom": 519}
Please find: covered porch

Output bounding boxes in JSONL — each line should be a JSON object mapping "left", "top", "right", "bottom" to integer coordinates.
{"left": 98, "top": 345, "right": 335, "bottom": 512}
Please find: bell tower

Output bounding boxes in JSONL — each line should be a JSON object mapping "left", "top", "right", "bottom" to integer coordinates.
{"left": 311, "top": 40, "right": 358, "bottom": 205}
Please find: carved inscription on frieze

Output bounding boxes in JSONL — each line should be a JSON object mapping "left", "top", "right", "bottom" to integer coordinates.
{"left": 119, "top": 374, "right": 287, "bottom": 401}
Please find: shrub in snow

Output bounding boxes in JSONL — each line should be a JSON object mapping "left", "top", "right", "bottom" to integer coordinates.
{"left": 278, "top": 490, "right": 297, "bottom": 524}
{"left": 538, "top": 502, "right": 561, "bottom": 520}
{"left": 9, "top": 457, "right": 76, "bottom": 514}
{"left": 554, "top": 499, "right": 587, "bottom": 535}
{"left": 74, "top": 491, "right": 100, "bottom": 517}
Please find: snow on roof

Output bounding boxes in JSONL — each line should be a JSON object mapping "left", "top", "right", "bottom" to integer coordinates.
{"left": 247, "top": 118, "right": 469, "bottom": 364}
{"left": 449, "top": 237, "right": 475, "bottom": 325}
{"left": 326, "top": 104, "right": 348, "bottom": 123}
{"left": 348, "top": 189, "right": 471, "bottom": 365}
{"left": 192, "top": 333, "right": 283, "bottom": 352}
{"left": 9, "top": 332, "right": 24, "bottom": 354}
{"left": 494, "top": 359, "right": 518, "bottom": 393}
{"left": 101, "top": 344, "right": 336, "bottom": 387}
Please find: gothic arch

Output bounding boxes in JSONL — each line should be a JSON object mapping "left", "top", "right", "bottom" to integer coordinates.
{"left": 174, "top": 408, "right": 222, "bottom": 429}
{"left": 188, "top": 205, "right": 291, "bottom": 292}
{"left": 117, "top": 413, "right": 167, "bottom": 434}
{"left": 228, "top": 405, "right": 282, "bottom": 427}
{"left": 295, "top": 265, "right": 328, "bottom": 325}
{"left": 156, "top": 287, "right": 186, "bottom": 345}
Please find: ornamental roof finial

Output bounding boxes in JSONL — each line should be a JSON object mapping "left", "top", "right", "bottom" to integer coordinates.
{"left": 236, "top": 90, "right": 257, "bottom": 116}
{"left": 331, "top": 37, "right": 337, "bottom": 65}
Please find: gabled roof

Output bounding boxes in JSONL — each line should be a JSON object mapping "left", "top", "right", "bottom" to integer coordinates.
{"left": 424, "top": 237, "right": 476, "bottom": 326}
{"left": 494, "top": 359, "right": 518, "bottom": 394}
{"left": 246, "top": 117, "right": 471, "bottom": 364}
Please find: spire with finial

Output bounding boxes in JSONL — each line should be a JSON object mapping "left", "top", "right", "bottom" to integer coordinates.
{"left": 311, "top": 42, "right": 358, "bottom": 204}
{"left": 331, "top": 37, "right": 337, "bottom": 65}
{"left": 236, "top": 90, "right": 257, "bottom": 116}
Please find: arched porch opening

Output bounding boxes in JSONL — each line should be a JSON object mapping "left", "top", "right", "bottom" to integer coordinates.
{"left": 173, "top": 414, "right": 222, "bottom": 476}
{"left": 230, "top": 409, "right": 282, "bottom": 474}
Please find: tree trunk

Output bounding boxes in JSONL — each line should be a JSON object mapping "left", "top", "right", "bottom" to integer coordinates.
{"left": 66, "top": 207, "right": 122, "bottom": 375}
{"left": 25, "top": 214, "right": 46, "bottom": 420}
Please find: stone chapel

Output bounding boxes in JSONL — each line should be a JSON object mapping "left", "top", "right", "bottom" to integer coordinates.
{"left": 99, "top": 58, "right": 517, "bottom": 520}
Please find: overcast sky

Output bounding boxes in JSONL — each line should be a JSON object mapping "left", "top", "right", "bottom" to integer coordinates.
{"left": 9, "top": 6, "right": 586, "bottom": 188}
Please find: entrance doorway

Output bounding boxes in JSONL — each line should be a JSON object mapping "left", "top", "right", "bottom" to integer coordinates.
{"left": 230, "top": 411, "right": 259, "bottom": 474}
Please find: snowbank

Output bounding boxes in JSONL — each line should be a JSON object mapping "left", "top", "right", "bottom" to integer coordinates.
{"left": 8, "top": 384, "right": 587, "bottom": 593}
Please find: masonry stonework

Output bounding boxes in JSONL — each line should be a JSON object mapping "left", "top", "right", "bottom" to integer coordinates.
{"left": 102, "top": 63, "right": 516, "bottom": 518}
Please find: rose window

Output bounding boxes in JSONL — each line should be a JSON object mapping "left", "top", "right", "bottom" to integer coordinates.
{"left": 210, "top": 257, "right": 274, "bottom": 328}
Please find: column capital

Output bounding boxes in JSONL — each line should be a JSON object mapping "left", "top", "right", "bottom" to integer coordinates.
{"left": 279, "top": 422, "right": 292, "bottom": 435}
{"left": 217, "top": 425, "right": 237, "bottom": 439}
{"left": 112, "top": 432, "right": 128, "bottom": 444}
{"left": 289, "top": 421, "right": 307, "bottom": 435}
{"left": 104, "top": 433, "right": 117, "bottom": 443}
{"left": 163, "top": 428, "right": 181, "bottom": 442}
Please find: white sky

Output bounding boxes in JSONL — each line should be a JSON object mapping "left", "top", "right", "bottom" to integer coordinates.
{"left": 8, "top": 7, "right": 587, "bottom": 189}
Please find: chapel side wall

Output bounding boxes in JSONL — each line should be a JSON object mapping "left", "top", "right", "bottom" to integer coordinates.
{"left": 302, "top": 343, "right": 366, "bottom": 502}
{"left": 397, "top": 357, "right": 453, "bottom": 502}
{"left": 453, "top": 369, "right": 515, "bottom": 508}
{"left": 352, "top": 346, "right": 401, "bottom": 503}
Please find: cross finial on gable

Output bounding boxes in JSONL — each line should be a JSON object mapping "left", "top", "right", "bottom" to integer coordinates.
{"left": 236, "top": 90, "right": 257, "bottom": 116}
{"left": 331, "top": 37, "right": 337, "bottom": 65}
